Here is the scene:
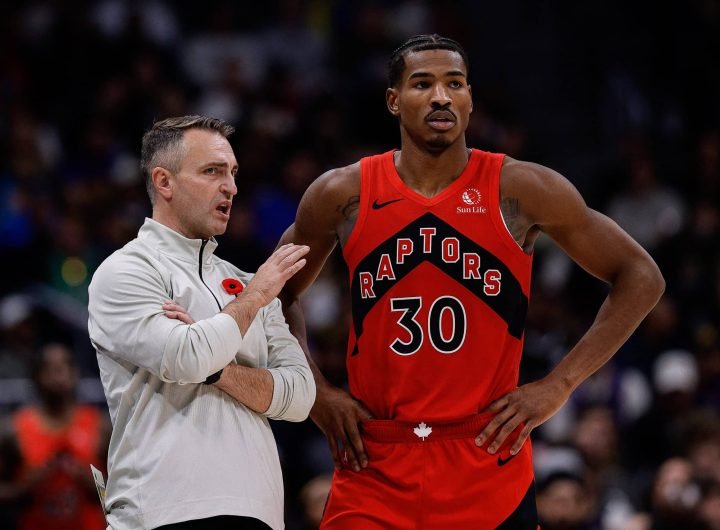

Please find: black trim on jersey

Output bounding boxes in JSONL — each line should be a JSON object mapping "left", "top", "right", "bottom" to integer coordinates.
{"left": 495, "top": 481, "right": 538, "bottom": 529}
{"left": 350, "top": 213, "right": 528, "bottom": 355}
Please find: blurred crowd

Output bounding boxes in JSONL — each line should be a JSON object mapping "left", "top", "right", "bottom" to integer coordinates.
{"left": 0, "top": 1, "right": 718, "bottom": 529}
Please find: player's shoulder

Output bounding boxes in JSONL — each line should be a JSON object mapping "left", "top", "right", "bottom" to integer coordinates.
{"left": 304, "top": 160, "right": 361, "bottom": 203}
{"left": 501, "top": 156, "right": 557, "bottom": 182}
{"left": 500, "top": 156, "right": 586, "bottom": 221}
{"left": 500, "top": 156, "right": 571, "bottom": 196}
{"left": 315, "top": 160, "right": 361, "bottom": 190}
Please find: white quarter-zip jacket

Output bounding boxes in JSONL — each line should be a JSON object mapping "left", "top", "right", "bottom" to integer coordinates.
{"left": 88, "top": 218, "right": 315, "bottom": 530}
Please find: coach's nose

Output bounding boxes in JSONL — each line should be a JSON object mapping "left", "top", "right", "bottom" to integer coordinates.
{"left": 220, "top": 175, "right": 237, "bottom": 198}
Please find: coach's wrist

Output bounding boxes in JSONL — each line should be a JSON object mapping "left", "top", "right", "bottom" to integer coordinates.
{"left": 203, "top": 367, "right": 224, "bottom": 385}
{"left": 235, "top": 288, "right": 268, "bottom": 313}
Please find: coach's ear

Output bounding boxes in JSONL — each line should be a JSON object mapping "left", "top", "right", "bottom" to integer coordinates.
{"left": 386, "top": 88, "right": 400, "bottom": 117}
{"left": 152, "top": 167, "right": 173, "bottom": 201}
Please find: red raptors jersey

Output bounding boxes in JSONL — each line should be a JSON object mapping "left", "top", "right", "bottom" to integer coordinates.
{"left": 14, "top": 405, "right": 106, "bottom": 530}
{"left": 343, "top": 149, "right": 533, "bottom": 422}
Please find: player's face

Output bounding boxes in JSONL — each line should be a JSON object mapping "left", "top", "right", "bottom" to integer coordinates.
{"left": 37, "top": 345, "right": 77, "bottom": 399}
{"left": 387, "top": 49, "right": 472, "bottom": 151}
{"left": 168, "top": 129, "right": 238, "bottom": 240}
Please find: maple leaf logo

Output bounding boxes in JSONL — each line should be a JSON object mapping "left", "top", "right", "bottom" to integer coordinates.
{"left": 413, "top": 422, "right": 432, "bottom": 441}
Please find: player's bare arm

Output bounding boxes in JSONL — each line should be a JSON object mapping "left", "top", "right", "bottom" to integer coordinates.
{"left": 277, "top": 163, "right": 373, "bottom": 472}
{"left": 476, "top": 157, "right": 665, "bottom": 455}
{"left": 277, "top": 163, "right": 360, "bottom": 356}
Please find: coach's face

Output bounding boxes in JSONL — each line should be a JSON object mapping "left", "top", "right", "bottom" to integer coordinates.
{"left": 164, "top": 129, "right": 238, "bottom": 240}
{"left": 386, "top": 49, "right": 472, "bottom": 152}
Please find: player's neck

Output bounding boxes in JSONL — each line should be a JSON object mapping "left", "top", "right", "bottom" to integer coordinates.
{"left": 394, "top": 141, "right": 471, "bottom": 198}
{"left": 37, "top": 399, "right": 75, "bottom": 429}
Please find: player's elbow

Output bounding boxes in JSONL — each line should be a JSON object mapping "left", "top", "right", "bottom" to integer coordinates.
{"left": 634, "top": 256, "right": 666, "bottom": 309}
{"left": 652, "top": 264, "right": 665, "bottom": 300}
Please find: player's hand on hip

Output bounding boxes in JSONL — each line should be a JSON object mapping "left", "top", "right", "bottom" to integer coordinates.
{"left": 163, "top": 301, "right": 195, "bottom": 324}
{"left": 245, "top": 244, "right": 309, "bottom": 306}
{"left": 474, "top": 378, "right": 570, "bottom": 456}
{"left": 311, "top": 383, "right": 373, "bottom": 472}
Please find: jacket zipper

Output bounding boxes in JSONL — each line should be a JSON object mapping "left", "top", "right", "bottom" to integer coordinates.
{"left": 199, "top": 240, "right": 222, "bottom": 311}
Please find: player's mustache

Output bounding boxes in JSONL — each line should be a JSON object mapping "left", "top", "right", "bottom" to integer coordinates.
{"left": 425, "top": 107, "right": 456, "bottom": 122}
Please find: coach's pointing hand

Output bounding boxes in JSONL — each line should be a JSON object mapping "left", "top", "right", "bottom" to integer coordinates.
{"left": 244, "top": 243, "right": 310, "bottom": 307}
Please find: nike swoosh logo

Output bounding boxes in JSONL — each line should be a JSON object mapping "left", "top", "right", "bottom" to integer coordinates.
{"left": 372, "top": 198, "right": 403, "bottom": 210}
{"left": 497, "top": 453, "right": 518, "bottom": 466}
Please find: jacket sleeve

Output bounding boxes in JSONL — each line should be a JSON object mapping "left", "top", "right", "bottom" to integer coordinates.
{"left": 261, "top": 298, "right": 316, "bottom": 422}
{"left": 88, "top": 253, "right": 241, "bottom": 384}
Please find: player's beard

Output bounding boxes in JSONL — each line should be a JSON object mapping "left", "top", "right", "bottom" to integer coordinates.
{"left": 402, "top": 122, "right": 454, "bottom": 154}
{"left": 426, "top": 134, "right": 453, "bottom": 152}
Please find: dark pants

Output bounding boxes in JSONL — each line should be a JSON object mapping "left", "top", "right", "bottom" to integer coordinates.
{"left": 154, "top": 515, "right": 271, "bottom": 530}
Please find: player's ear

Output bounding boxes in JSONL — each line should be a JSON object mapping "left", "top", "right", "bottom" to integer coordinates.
{"left": 152, "top": 167, "right": 173, "bottom": 200}
{"left": 468, "top": 85, "right": 473, "bottom": 114}
{"left": 386, "top": 88, "right": 400, "bottom": 117}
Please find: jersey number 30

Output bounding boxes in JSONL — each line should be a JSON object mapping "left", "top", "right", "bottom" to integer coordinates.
{"left": 389, "top": 296, "right": 467, "bottom": 355}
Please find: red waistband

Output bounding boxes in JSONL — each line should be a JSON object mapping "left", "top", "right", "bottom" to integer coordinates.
{"left": 361, "top": 412, "right": 497, "bottom": 443}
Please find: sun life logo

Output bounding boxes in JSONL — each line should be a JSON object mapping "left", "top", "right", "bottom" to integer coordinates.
{"left": 457, "top": 187, "right": 487, "bottom": 214}
{"left": 461, "top": 188, "right": 482, "bottom": 205}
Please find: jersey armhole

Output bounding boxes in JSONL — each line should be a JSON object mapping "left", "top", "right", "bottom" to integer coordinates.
{"left": 341, "top": 157, "right": 371, "bottom": 260}
{"left": 488, "top": 154, "right": 533, "bottom": 260}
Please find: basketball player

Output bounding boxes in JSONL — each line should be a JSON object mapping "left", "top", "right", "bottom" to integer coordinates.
{"left": 278, "top": 34, "right": 665, "bottom": 528}
{"left": 6, "top": 343, "right": 108, "bottom": 530}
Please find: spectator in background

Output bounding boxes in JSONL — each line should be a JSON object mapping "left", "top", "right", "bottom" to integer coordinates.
{"left": 0, "top": 342, "right": 109, "bottom": 530}
{"left": 624, "top": 349, "right": 700, "bottom": 472}
{"left": 536, "top": 471, "right": 599, "bottom": 530}
{"left": 628, "top": 457, "right": 704, "bottom": 530}
{"left": 699, "top": 481, "right": 720, "bottom": 530}
{"left": 606, "top": 150, "right": 686, "bottom": 252}
{"left": 46, "top": 214, "right": 100, "bottom": 306}
{"left": 0, "top": 416, "right": 22, "bottom": 530}
{"left": 572, "top": 406, "right": 639, "bottom": 529}
{"left": 0, "top": 296, "right": 36, "bottom": 380}
{"left": 686, "top": 413, "right": 720, "bottom": 486}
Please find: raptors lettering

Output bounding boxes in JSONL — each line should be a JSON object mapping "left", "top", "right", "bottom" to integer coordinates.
{"left": 349, "top": 211, "right": 528, "bottom": 355}
{"left": 357, "top": 225, "right": 502, "bottom": 299}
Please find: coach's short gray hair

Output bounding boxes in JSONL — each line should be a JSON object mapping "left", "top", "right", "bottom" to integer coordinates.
{"left": 140, "top": 115, "right": 235, "bottom": 204}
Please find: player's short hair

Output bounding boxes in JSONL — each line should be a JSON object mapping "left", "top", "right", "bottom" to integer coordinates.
{"left": 387, "top": 34, "right": 469, "bottom": 88}
{"left": 30, "top": 342, "right": 75, "bottom": 382}
{"left": 141, "top": 115, "right": 235, "bottom": 204}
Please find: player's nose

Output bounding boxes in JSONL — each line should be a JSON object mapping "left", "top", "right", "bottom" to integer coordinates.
{"left": 430, "top": 83, "right": 451, "bottom": 105}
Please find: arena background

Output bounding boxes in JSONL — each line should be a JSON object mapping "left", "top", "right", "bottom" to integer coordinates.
{"left": 0, "top": 1, "right": 718, "bottom": 529}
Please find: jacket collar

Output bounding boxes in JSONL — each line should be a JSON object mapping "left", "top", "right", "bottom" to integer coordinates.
{"left": 138, "top": 218, "right": 218, "bottom": 265}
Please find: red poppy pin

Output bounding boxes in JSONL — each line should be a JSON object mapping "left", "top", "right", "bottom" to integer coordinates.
{"left": 222, "top": 278, "right": 244, "bottom": 295}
